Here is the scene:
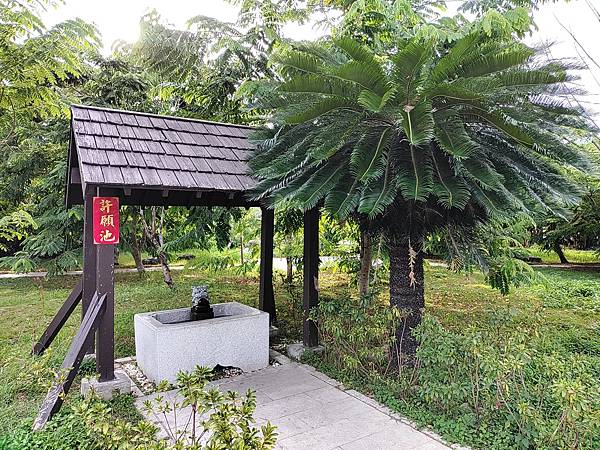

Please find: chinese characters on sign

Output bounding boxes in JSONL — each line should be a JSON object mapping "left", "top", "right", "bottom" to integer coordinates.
{"left": 93, "top": 197, "right": 120, "bottom": 245}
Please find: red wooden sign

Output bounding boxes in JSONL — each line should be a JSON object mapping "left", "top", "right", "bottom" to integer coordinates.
{"left": 93, "top": 197, "right": 120, "bottom": 245}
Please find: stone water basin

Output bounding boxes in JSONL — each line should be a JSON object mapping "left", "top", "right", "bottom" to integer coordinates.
{"left": 134, "top": 302, "right": 269, "bottom": 383}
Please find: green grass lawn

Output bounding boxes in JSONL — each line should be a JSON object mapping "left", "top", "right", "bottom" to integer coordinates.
{"left": 1, "top": 263, "right": 599, "bottom": 442}
{"left": 527, "top": 245, "right": 600, "bottom": 264}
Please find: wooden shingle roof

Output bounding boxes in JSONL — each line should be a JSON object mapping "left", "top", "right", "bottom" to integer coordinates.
{"left": 66, "top": 105, "right": 259, "bottom": 207}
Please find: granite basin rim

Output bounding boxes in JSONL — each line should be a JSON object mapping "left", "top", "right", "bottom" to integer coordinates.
{"left": 135, "top": 302, "right": 264, "bottom": 331}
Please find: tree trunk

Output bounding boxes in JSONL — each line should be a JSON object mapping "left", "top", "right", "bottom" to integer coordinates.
{"left": 286, "top": 257, "right": 293, "bottom": 283}
{"left": 130, "top": 235, "right": 145, "bottom": 274}
{"left": 130, "top": 210, "right": 145, "bottom": 273}
{"left": 240, "top": 233, "right": 245, "bottom": 267}
{"left": 388, "top": 237, "right": 425, "bottom": 367}
{"left": 158, "top": 251, "right": 173, "bottom": 289}
{"left": 372, "top": 236, "right": 383, "bottom": 285}
{"left": 358, "top": 229, "right": 372, "bottom": 296}
{"left": 156, "top": 207, "right": 173, "bottom": 288}
{"left": 553, "top": 243, "right": 569, "bottom": 264}
{"left": 140, "top": 207, "right": 173, "bottom": 289}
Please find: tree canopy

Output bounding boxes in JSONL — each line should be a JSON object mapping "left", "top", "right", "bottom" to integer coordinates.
{"left": 247, "top": 13, "right": 598, "bottom": 356}
{"left": 250, "top": 33, "right": 595, "bottom": 226}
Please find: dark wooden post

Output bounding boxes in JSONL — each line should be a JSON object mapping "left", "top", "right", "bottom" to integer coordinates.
{"left": 82, "top": 185, "right": 97, "bottom": 354}
{"left": 95, "top": 190, "right": 115, "bottom": 382}
{"left": 303, "top": 208, "right": 319, "bottom": 347}
{"left": 259, "top": 207, "right": 276, "bottom": 325}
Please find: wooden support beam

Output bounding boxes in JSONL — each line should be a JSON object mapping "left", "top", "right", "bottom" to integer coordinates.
{"left": 33, "top": 292, "right": 107, "bottom": 430}
{"left": 96, "top": 240, "right": 115, "bottom": 382}
{"left": 82, "top": 186, "right": 97, "bottom": 354}
{"left": 32, "top": 278, "right": 83, "bottom": 356}
{"left": 303, "top": 208, "right": 319, "bottom": 347}
{"left": 259, "top": 207, "right": 276, "bottom": 325}
{"left": 95, "top": 186, "right": 116, "bottom": 381}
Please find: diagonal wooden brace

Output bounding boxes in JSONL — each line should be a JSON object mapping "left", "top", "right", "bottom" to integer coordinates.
{"left": 33, "top": 292, "right": 106, "bottom": 431}
{"left": 33, "top": 278, "right": 83, "bottom": 356}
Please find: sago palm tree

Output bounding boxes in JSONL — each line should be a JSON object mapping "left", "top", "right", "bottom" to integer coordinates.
{"left": 248, "top": 33, "right": 597, "bottom": 360}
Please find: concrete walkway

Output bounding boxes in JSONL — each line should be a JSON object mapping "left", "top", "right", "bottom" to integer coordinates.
{"left": 134, "top": 359, "right": 451, "bottom": 450}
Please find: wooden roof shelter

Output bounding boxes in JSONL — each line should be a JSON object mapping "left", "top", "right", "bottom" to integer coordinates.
{"left": 34, "top": 105, "right": 320, "bottom": 428}
{"left": 66, "top": 105, "right": 258, "bottom": 207}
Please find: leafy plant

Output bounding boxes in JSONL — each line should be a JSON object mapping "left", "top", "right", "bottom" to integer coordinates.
{"left": 413, "top": 315, "right": 600, "bottom": 449}
{"left": 535, "top": 279, "right": 600, "bottom": 313}
{"left": 0, "top": 210, "right": 37, "bottom": 252}
{"left": 141, "top": 366, "right": 278, "bottom": 449}
{"left": 311, "top": 307, "right": 600, "bottom": 450}
{"left": 2, "top": 362, "right": 277, "bottom": 450}
{"left": 313, "top": 292, "right": 400, "bottom": 376}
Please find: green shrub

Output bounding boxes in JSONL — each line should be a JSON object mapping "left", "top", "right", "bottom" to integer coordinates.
{"left": 1, "top": 366, "right": 277, "bottom": 450}
{"left": 412, "top": 316, "right": 600, "bottom": 449}
{"left": 139, "top": 366, "right": 277, "bottom": 449}
{"left": 0, "top": 407, "right": 95, "bottom": 450}
{"left": 313, "top": 302, "right": 600, "bottom": 450}
{"left": 536, "top": 279, "right": 600, "bottom": 313}
{"left": 312, "top": 292, "right": 399, "bottom": 377}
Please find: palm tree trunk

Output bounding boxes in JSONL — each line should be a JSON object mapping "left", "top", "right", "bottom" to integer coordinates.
{"left": 388, "top": 236, "right": 425, "bottom": 366}
{"left": 358, "top": 229, "right": 372, "bottom": 296}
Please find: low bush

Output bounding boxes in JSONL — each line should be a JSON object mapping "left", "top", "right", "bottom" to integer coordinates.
{"left": 311, "top": 292, "right": 399, "bottom": 377}
{"left": 0, "top": 365, "right": 277, "bottom": 450}
{"left": 536, "top": 279, "right": 600, "bottom": 313}
{"left": 313, "top": 298, "right": 600, "bottom": 450}
{"left": 0, "top": 407, "right": 95, "bottom": 450}
{"left": 413, "top": 315, "right": 600, "bottom": 449}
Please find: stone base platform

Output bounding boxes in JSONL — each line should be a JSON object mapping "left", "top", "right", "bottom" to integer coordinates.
{"left": 81, "top": 369, "right": 132, "bottom": 401}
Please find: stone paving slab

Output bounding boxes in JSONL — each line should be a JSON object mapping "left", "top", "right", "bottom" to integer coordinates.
{"left": 134, "top": 361, "right": 452, "bottom": 450}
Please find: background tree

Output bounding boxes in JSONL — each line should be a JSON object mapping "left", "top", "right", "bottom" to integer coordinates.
{"left": 0, "top": 0, "right": 99, "bottom": 273}
{"left": 532, "top": 188, "right": 600, "bottom": 263}
{"left": 126, "top": 0, "right": 310, "bottom": 124}
{"left": 249, "top": 22, "right": 596, "bottom": 360}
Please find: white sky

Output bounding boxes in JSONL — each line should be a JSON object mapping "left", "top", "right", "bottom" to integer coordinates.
{"left": 45, "top": 0, "right": 600, "bottom": 115}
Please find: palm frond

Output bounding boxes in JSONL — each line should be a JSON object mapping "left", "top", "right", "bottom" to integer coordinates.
{"left": 350, "top": 128, "right": 392, "bottom": 182}
{"left": 334, "top": 36, "right": 377, "bottom": 64}
{"left": 391, "top": 40, "right": 433, "bottom": 105}
{"left": 324, "top": 175, "right": 361, "bottom": 219}
{"left": 431, "top": 151, "right": 472, "bottom": 209}
{"left": 394, "top": 143, "right": 434, "bottom": 202}
{"left": 330, "top": 60, "right": 387, "bottom": 96}
{"left": 281, "top": 97, "right": 359, "bottom": 123}
{"left": 401, "top": 101, "right": 434, "bottom": 146}
{"left": 434, "top": 115, "right": 480, "bottom": 159}
{"left": 271, "top": 48, "right": 323, "bottom": 77}
{"left": 358, "top": 158, "right": 398, "bottom": 217}
{"left": 459, "top": 44, "right": 534, "bottom": 78}
{"left": 291, "top": 160, "right": 346, "bottom": 209}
